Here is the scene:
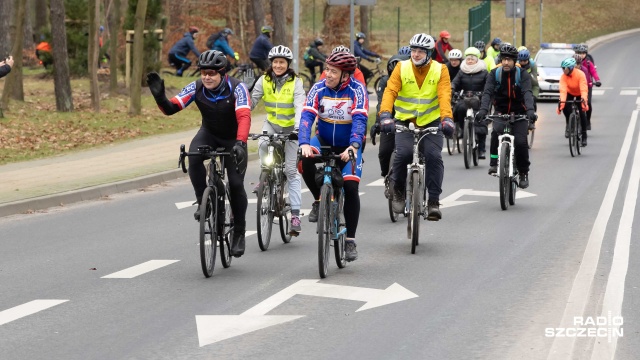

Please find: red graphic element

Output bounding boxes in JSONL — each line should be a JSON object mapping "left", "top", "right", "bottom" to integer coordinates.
{"left": 334, "top": 101, "right": 347, "bottom": 110}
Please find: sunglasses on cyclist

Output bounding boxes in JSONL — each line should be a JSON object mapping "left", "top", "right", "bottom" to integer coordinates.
{"left": 200, "top": 70, "right": 218, "bottom": 77}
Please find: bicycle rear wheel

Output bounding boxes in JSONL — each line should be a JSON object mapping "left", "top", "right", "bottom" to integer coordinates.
{"left": 318, "top": 185, "right": 332, "bottom": 278}
{"left": 334, "top": 190, "right": 347, "bottom": 269}
{"left": 410, "top": 172, "right": 420, "bottom": 254}
{"left": 199, "top": 186, "right": 218, "bottom": 277}
{"left": 499, "top": 143, "right": 510, "bottom": 210}
{"left": 220, "top": 183, "right": 233, "bottom": 268}
{"left": 463, "top": 120, "right": 472, "bottom": 169}
{"left": 299, "top": 73, "right": 313, "bottom": 93}
{"left": 569, "top": 113, "right": 577, "bottom": 157}
{"left": 278, "top": 176, "right": 293, "bottom": 243}
{"left": 256, "top": 171, "right": 273, "bottom": 251}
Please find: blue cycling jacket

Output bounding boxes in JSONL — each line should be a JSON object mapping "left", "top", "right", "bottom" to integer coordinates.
{"left": 213, "top": 37, "right": 235, "bottom": 57}
{"left": 249, "top": 34, "right": 273, "bottom": 59}
{"left": 169, "top": 32, "right": 200, "bottom": 58}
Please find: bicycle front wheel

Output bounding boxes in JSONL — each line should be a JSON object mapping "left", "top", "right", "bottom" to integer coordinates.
{"left": 463, "top": 120, "right": 472, "bottom": 169}
{"left": 199, "top": 186, "right": 218, "bottom": 277}
{"left": 256, "top": 171, "right": 274, "bottom": 251}
{"left": 410, "top": 172, "right": 420, "bottom": 254}
{"left": 220, "top": 183, "right": 233, "bottom": 268}
{"left": 317, "top": 185, "right": 332, "bottom": 278}
{"left": 387, "top": 152, "right": 399, "bottom": 222}
{"left": 499, "top": 143, "right": 510, "bottom": 211}
{"left": 278, "top": 175, "right": 293, "bottom": 243}
{"left": 569, "top": 113, "right": 577, "bottom": 157}
{"left": 334, "top": 190, "right": 347, "bottom": 269}
{"left": 575, "top": 117, "right": 582, "bottom": 155}
{"left": 446, "top": 136, "right": 453, "bottom": 155}
{"left": 528, "top": 127, "right": 535, "bottom": 149}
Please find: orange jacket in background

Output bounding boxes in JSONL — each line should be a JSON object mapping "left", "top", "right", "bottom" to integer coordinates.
{"left": 36, "top": 42, "right": 51, "bottom": 52}
{"left": 379, "top": 60, "right": 453, "bottom": 120}
{"left": 560, "top": 68, "right": 588, "bottom": 102}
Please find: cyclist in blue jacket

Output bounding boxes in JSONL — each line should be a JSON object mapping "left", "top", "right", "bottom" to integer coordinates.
{"left": 168, "top": 26, "right": 201, "bottom": 76}
{"left": 299, "top": 51, "right": 368, "bottom": 262}
{"left": 353, "top": 32, "right": 381, "bottom": 86}
{"left": 249, "top": 25, "right": 274, "bottom": 71}
{"left": 211, "top": 28, "right": 239, "bottom": 69}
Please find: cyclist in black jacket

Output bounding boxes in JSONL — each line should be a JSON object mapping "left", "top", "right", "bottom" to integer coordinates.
{"left": 146, "top": 50, "right": 251, "bottom": 258}
{"left": 476, "top": 44, "right": 537, "bottom": 189}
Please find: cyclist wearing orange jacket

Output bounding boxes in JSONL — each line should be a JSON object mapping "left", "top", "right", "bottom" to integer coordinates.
{"left": 557, "top": 57, "right": 589, "bottom": 146}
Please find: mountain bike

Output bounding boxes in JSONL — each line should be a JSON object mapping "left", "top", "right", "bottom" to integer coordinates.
{"left": 484, "top": 114, "right": 528, "bottom": 210}
{"left": 178, "top": 144, "right": 234, "bottom": 277}
{"left": 459, "top": 91, "right": 481, "bottom": 169}
{"left": 298, "top": 147, "right": 355, "bottom": 278}
{"left": 560, "top": 99, "right": 583, "bottom": 157}
{"left": 249, "top": 132, "right": 296, "bottom": 251}
{"left": 162, "top": 62, "right": 200, "bottom": 77}
{"left": 395, "top": 123, "right": 439, "bottom": 254}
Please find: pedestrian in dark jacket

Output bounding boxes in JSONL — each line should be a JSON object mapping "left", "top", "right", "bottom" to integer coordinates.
{"left": 304, "top": 38, "right": 327, "bottom": 82}
{"left": 0, "top": 56, "right": 13, "bottom": 78}
{"left": 249, "top": 26, "right": 274, "bottom": 71}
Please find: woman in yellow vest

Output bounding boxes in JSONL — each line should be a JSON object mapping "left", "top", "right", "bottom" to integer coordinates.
{"left": 378, "top": 33, "right": 454, "bottom": 221}
{"left": 250, "top": 45, "right": 306, "bottom": 234}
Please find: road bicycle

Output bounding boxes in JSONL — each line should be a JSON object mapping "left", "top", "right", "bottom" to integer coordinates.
{"left": 249, "top": 132, "right": 296, "bottom": 251}
{"left": 458, "top": 91, "right": 482, "bottom": 169}
{"left": 178, "top": 144, "right": 234, "bottom": 277}
{"left": 483, "top": 114, "right": 528, "bottom": 210}
{"left": 298, "top": 147, "right": 355, "bottom": 278}
{"left": 395, "top": 123, "right": 439, "bottom": 254}
{"left": 560, "top": 99, "right": 583, "bottom": 157}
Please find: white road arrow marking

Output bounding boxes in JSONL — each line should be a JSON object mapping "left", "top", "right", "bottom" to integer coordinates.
{"left": 440, "top": 188, "right": 536, "bottom": 209}
{"left": 195, "top": 279, "right": 418, "bottom": 346}
{"left": 0, "top": 300, "right": 68, "bottom": 326}
{"left": 620, "top": 90, "right": 638, "bottom": 96}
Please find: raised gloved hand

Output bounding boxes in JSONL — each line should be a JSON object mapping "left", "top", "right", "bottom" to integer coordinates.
{"left": 369, "top": 122, "right": 380, "bottom": 145}
{"left": 374, "top": 57, "right": 382, "bottom": 64}
{"left": 475, "top": 109, "right": 488, "bottom": 123}
{"left": 594, "top": 81, "right": 601, "bottom": 87}
{"left": 440, "top": 117, "right": 455, "bottom": 138}
{"left": 527, "top": 109, "right": 537, "bottom": 122}
{"left": 146, "top": 72, "right": 165, "bottom": 98}
{"left": 288, "top": 129, "right": 299, "bottom": 141}
{"left": 379, "top": 112, "right": 395, "bottom": 133}
{"left": 232, "top": 141, "right": 247, "bottom": 175}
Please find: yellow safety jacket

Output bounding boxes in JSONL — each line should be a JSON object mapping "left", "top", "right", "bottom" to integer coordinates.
{"left": 263, "top": 77, "right": 296, "bottom": 127}
{"left": 394, "top": 60, "right": 442, "bottom": 126}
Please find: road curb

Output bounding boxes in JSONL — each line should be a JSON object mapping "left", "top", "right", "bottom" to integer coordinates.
{"left": 587, "top": 27, "right": 640, "bottom": 50}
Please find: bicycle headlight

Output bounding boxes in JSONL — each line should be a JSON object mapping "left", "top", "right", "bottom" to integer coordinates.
{"left": 264, "top": 154, "right": 274, "bottom": 166}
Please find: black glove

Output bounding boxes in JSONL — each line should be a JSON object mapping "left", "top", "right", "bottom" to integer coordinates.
{"left": 440, "top": 117, "right": 455, "bottom": 138}
{"left": 146, "top": 72, "right": 165, "bottom": 98}
{"left": 232, "top": 141, "right": 247, "bottom": 175}
{"left": 288, "top": 129, "right": 299, "bottom": 141}
{"left": 379, "top": 111, "right": 395, "bottom": 133}
{"left": 369, "top": 122, "right": 380, "bottom": 146}
{"left": 527, "top": 109, "right": 537, "bottom": 122}
{"left": 594, "top": 81, "right": 601, "bottom": 87}
{"left": 476, "top": 109, "right": 488, "bottom": 123}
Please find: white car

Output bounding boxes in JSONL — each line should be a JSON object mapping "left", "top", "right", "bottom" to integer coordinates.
{"left": 534, "top": 43, "right": 576, "bottom": 99}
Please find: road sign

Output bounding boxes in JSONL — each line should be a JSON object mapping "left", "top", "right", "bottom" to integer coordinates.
{"left": 196, "top": 279, "right": 418, "bottom": 347}
{"left": 506, "top": 0, "right": 525, "bottom": 18}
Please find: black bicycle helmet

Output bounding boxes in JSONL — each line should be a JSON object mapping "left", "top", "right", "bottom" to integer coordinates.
{"left": 499, "top": 43, "right": 518, "bottom": 59}
{"left": 199, "top": 50, "right": 228, "bottom": 73}
{"left": 355, "top": 32, "right": 366, "bottom": 40}
{"left": 387, "top": 54, "right": 408, "bottom": 74}
{"left": 474, "top": 40, "right": 486, "bottom": 50}
{"left": 314, "top": 38, "right": 324, "bottom": 46}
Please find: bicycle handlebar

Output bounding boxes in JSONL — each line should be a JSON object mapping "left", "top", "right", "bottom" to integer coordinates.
{"left": 178, "top": 144, "right": 231, "bottom": 174}
{"left": 296, "top": 147, "right": 357, "bottom": 175}
{"left": 482, "top": 114, "right": 529, "bottom": 125}
{"left": 394, "top": 124, "right": 439, "bottom": 134}
{"left": 248, "top": 132, "right": 291, "bottom": 141}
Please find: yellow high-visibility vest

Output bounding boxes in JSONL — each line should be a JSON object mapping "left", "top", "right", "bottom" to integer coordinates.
{"left": 394, "top": 60, "right": 442, "bottom": 126}
{"left": 263, "top": 77, "right": 296, "bottom": 127}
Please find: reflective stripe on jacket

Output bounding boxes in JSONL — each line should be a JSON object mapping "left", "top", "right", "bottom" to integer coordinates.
{"left": 394, "top": 60, "right": 442, "bottom": 126}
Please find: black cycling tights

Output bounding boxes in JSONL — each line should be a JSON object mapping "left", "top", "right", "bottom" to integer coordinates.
{"left": 189, "top": 127, "right": 248, "bottom": 230}
{"left": 301, "top": 159, "right": 360, "bottom": 239}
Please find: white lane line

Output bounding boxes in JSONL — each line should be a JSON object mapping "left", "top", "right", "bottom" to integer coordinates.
{"left": 592, "top": 89, "right": 605, "bottom": 96}
{"left": 245, "top": 230, "right": 257, "bottom": 237}
{"left": 591, "top": 111, "right": 640, "bottom": 358}
{"left": 176, "top": 201, "right": 196, "bottom": 209}
{"left": 548, "top": 110, "right": 639, "bottom": 359}
{"left": 101, "top": 260, "right": 180, "bottom": 279}
{"left": 621, "top": 86, "right": 640, "bottom": 89}
{"left": 0, "top": 300, "right": 68, "bottom": 326}
{"left": 636, "top": 97, "right": 640, "bottom": 107}
{"left": 367, "top": 178, "right": 385, "bottom": 186}
{"left": 620, "top": 90, "right": 637, "bottom": 96}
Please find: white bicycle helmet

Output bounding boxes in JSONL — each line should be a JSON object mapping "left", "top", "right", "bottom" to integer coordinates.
{"left": 409, "top": 33, "right": 435, "bottom": 50}
{"left": 331, "top": 45, "right": 351, "bottom": 54}
{"left": 268, "top": 45, "right": 294, "bottom": 61}
{"left": 448, "top": 49, "right": 463, "bottom": 60}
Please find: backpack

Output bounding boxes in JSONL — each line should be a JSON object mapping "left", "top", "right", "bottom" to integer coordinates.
{"left": 303, "top": 47, "right": 312, "bottom": 62}
{"left": 206, "top": 33, "right": 222, "bottom": 49}
{"left": 495, "top": 66, "right": 521, "bottom": 91}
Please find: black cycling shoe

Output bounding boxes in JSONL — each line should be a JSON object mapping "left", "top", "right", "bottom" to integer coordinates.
{"left": 427, "top": 200, "right": 441, "bottom": 221}
{"left": 479, "top": 151, "right": 486, "bottom": 159}
{"left": 519, "top": 173, "right": 529, "bottom": 189}
{"left": 582, "top": 138, "right": 588, "bottom": 147}
{"left": 193, "top": 200, "right": 202, "bottom": 221}
{"left": 488, "top": 165, "right": 497, "bottom": 175}
{"left": 345, "top": 240, "right": 358, "bottom": 262}
{"left": 231, "top": 231, "right": 246, "bottom": 258}
{"left": 308, "top": 201, "right": 319, "bottom": 223}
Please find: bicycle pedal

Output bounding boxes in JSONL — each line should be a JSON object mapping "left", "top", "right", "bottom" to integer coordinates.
{"left": 289, "top": 230, "right": 300, "bottom": 237}
{"left": 491, "top": 173, "right": 499, "bottom": 177}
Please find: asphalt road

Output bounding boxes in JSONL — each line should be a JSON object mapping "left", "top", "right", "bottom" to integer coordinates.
{"left": 2, "top": 35, "right": 640, "bottom": 359}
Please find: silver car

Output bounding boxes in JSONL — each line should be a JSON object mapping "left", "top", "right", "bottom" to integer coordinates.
{"left": 534, "top": 44, "right": 575, "bottom": 99}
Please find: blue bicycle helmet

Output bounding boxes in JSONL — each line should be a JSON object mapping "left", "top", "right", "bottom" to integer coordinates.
{"left": 561, "top": 57, "right": 577, "bottom": 72}
{"left": 398, "top": 46, "right": 411, "bottom": 57}
{"left": 491, "top": 37, "right": 502, "bottom": 46}
{"left": 518, "top": 49, "right": 530, "bottom": 61}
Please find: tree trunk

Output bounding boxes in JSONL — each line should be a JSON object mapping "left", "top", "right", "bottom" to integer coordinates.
{"left": 321, "top": 3, "right": 330, "bottom": 36}
{"left": 0, "top": 0, "right": 14, "bottom": 64}
{"left": 50, "top": 0, "right": 73, "bottom": 112}
{"left": 129, "top": 0, "right": 148, "bottom": 115}
{"left": 34, "top": 0, "right": 48, "bottom": 38}
{"left": 23, "top": 1, "right": 34, "bottom": 50}
{"left": 360, "top": 5, "right": 370, "bottom": 48}
{"left": 110, "top": 0, "right": 121, "bottom": 95}
{"left": 88, "top": 0, "right": 100, "bottom": 112}
{"left": 1, "top": 0, "right": 26, "bottom": 111}
{"left": 251, "top": 0, "right": 265, "bottom": 38}
{"left": 270, "top": 0, "right": 286, "bottom": 46}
